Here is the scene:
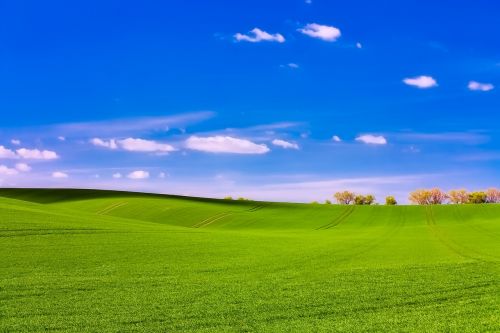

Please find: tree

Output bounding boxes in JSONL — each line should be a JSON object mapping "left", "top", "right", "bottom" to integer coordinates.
{"left": 428, "top": 188, "right": 448, "bottom": 205}
{"left": 334, "top": 191, "right": 355, "bottom": 205}
{"left": 385, "top": 196, "right": 397, "bottom": 205}
{"left": 469, "top": 191, "right": 487, "bottom": 204}
{"left": 409, "top": 188, "right": 447, "bottom": 205}
{"left": 364, "top": 194, "right": 375, "bottom": 205}
{"left": 409, "top": 189, "right": 431, "bottom": 205}
{"left": 325, "top": 200, "right": 332, "bottom": 205}
{"left": 224, "top": 196, "right": 233, "bottom": 200}
{"left": 448, "top": 189, "right": 469, "bottom": 204}
{"left": 354, "top": 195, "right": 366, "bottom": 205}
{"left": 485, "top": 188, "right": 500, "bottom": 203}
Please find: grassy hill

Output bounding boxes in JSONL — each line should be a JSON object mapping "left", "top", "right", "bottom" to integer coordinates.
{"left": 0, "top": 188, "right": 499, "bottom": 332}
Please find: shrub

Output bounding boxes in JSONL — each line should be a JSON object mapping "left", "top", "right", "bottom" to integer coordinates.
{"left": 223, "top": 196, "right": 233, "bottom": 200}
{"left": 334, "top": 191, "right": 355, "bottom": 205}
{"left": 469, "top": 191, "right": 487, "bottom": 204}
{"left": 364, "top": 195, "right": 375, "bottom": 205}
{"left": 354, "top": 194, "right": 375, "bottom": 205}
{"left": 354, "top": 195, "right": 366, "bottom": 205}
{"left": 448, "top": 189, "right": 469, "bottom": 204}
{"left": 385, "top": 196, "right": 397, "bottom": 205}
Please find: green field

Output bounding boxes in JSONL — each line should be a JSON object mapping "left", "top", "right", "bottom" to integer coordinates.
{"left": 0, "top": 188, "right": 499, "bottom": 332}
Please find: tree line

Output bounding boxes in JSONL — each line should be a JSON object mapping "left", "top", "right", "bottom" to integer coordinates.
{"left": 223, "top": 188, "right": 499, "bottom": 205}
{"left": 331, "top": 188, "right": 499, "bottom": 205}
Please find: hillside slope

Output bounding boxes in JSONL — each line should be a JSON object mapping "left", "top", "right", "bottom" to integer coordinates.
{"left": 0, "top": 188, "right": 499, "bottom": 332}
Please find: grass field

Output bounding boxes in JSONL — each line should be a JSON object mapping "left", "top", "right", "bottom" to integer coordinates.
{"left": 0, "top": 188, "right": 499, "bottom": 332}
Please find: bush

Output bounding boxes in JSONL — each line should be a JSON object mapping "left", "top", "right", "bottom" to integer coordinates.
{"left": 469, "top": 191, "right": 487, "bottom": 204}
{"left": 223, "top": 196, "right": 233, "bottom": 200}
{"left": 354, "top": 195, "right": 366, "bottom": 205}
{"left": 364, "top": 195, "right": 375, "bottom": 205}
{"left": 353, "top": 194, "right": 375, "bottom": 205}
{"left": 385, "top": 196, "right": 397, "bottom": 205}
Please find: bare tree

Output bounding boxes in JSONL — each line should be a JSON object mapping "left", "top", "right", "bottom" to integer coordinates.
{"left": 409, "top": 188, "right": 447, "bottom": 205}
{"left": 334, "top": 191, "right": 355, "bottom": 205}
{"left": 485, "top": 188, "right": 500, "bottom": 203}
{"left": 448, "top": 189, "right": 469, "bottom": 204}
{"left": 428, "top": 188, "right": 448, "bottom": 205}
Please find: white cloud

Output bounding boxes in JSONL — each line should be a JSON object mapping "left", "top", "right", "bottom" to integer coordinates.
{"left": 52, "top": 171, "right": 68, "bottom": 179}
{"left": 16, "top": 148, "right": 59, "bottom": 160}
{"left": 91, "top": 137, "right": 175, "bottom": 153}
{"left": 158, "top": 172, "right": 167, "bottom": 179}
{"left": 356, "top": 42, "right": 362, "bottom": 49}
{"left": 332, "top": 135, "right": 342, "bottom": 142}
{"left": 356, "top": 134, "right": 387, "bottom": 145}
{"left": 234, "top": 28, "right": 285, "bottom": 43}
{"left": 186, "top": 136, "right": 270, "bottom": 154}
{"left": 272, "top": 139, "right": 299, "bottom": 150}
{"left": 118, "top": 138, "right": 176, "bottom": 153}
{"left": 1, "top": 146, "right": 59, "bottom": 160}
{"left": 58, "top": 136, "right": 66, "bottom": 141}
{"left": 0, "top": 165, "right": 19, "bottom": 175}
{"left": 15, "top": 163, "right": 31, "bottom": 172}
{"left": 403, "top": 75, "right": 437, "bottom": 89}
{"left": 11, "top": 139, "right": 21, "bottom": 145}
{"left": 0, "top": 146, "right": 17, "bottom": 159}
{"left": 90, "top": 138, "right": 118, "bottom": 149}
{"left": 127, "top": 170, "right": 150, "bottom": 180}
{"left": 468, "top": 81, "right": 494, "bottom": 92}
{"left": 112, "top": 173, "right": 122, "bottom": 179}
{"left": 298, "top": 23, "right": 341, "bottom": 41}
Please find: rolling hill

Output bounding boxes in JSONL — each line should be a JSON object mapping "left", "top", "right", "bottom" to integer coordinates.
{"left": 0, "top": 188, "right": 499, "bottom": 332}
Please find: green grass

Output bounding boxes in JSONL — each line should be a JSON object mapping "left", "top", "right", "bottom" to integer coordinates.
{"left": 0, "top": 188, "right": 499, "bottom": 332}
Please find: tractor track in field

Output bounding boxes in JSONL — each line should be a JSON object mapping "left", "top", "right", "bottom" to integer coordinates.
{"left": 274, "top": 206, "right": 407, "bottom": 272}
{"left": 96, "top": 202, "right": 128, "bottom": 215}
{"left": 425, "top": 206, "right": 498, "bottom": 262}
{"left": 332, "top": 206, "right": 407, "bottom": 262}
{"left": 192, "top": 212, "right": 234, "bottom": 228}
{"left": 246, "top": 204, "right": 266, "bottom": 212}
{"left": 191, "top": 204, "right": 266, "bottom": 228}
{"left": 316, "top": 205, "right": 355, "bottom": 230}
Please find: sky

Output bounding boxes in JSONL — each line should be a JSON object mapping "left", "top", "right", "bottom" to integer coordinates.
{"left": 0, "top": 0, "right": 499, "bottom": 202}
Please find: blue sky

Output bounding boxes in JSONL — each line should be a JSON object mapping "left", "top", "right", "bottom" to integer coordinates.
{"left": 0, "top": 0, "right": 499, "bottom": 202}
